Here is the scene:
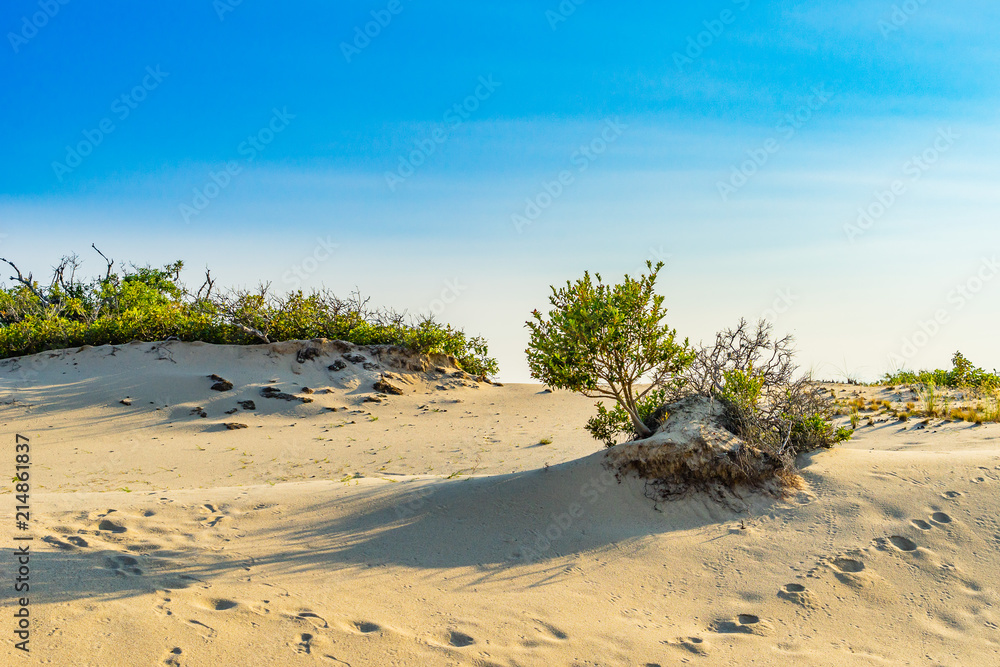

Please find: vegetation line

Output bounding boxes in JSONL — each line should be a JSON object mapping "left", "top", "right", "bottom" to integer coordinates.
{"left": 0, "top": 248, "right": 498, "bottom": 378}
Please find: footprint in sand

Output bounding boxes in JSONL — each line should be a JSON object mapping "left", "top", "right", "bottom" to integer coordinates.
{"left": 711, "top": 614, "right": 770, "bottom": 636}
{"left": 295, "top": 632, "right": 353, "bottom": 664}
{"left": 42, "top": 535, "right": 76, "bottom": 551}
{"left": 831, "top": 557, "right": 865, "bottom": 573}
{"left": 296, "top": 633, "right": 314, "bottom": 654}
{"left": 186, "top": 619, "right": 216, "bottom": 638}
{"left": 533, "top": 620, "right": 568, "bottom": 641}
{"left": 197, "top": 598, "right": 238, "bottom": 611}
{"left": 199, "top": 505, "right": 226, "bottom": 527}
{"left": 943, "top": 491, "right": 962, "bottom": 499}
{"left": 666, "top": 636, "right": 708, "bottom": 655}
{"left": 931, "top": 512, "right": 952, "bottom": 524}
{"left": 296, "top": 611, "right": 329, "bottom": 628}
{"left": 154, "top": 596, "right": 173, "bottom": 617}
{"left": 104, "top": 554, "right": 143, "bottom": 576}
{"left": 163, "top": 647, "right": 183, "bottom": 666}
{"left": 353, "top": 621, "right": 381, "bottom": 634}
{"left": 448, "top": 630, "right": 475, "bottom": 647}
{"left": 889, "top": 535, "right": 918, "bottom": 552}
{"left": 912, "top": 519, "right": 933, "bottom": 530}
{"left": 778, "top": 583, "right": 816, "bottom": 608}
{"left": 98, "top": 519, "right": 127, "bottom": 534}
{"left": 829, "top": 557, "right": 875, "bottom": 589}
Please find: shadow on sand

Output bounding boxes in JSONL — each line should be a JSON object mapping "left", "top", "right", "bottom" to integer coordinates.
{"left": 22, "top": 452, "right": 784, "bottom": 606}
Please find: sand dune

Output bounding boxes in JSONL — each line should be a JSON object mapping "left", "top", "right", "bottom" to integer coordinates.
{"left": 3, "top": 341, "right": 1000, "bottom": 665}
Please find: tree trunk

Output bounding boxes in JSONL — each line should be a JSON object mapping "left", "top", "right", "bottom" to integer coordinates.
{"left": 625, "top": 402, "right": 653, "bottom": 439}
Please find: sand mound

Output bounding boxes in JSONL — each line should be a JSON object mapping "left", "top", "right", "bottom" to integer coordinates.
{"left": 605, "top": 395, "right": 785, "bottom": 493}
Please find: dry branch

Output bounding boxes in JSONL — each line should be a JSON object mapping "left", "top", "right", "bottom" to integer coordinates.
{"left": 0, "top": 257, "right": 50, "bottom": 306}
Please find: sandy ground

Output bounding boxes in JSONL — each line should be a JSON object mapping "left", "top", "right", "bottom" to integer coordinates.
{"left": 2, "top": 340, "right": 1000, "bottom": 666}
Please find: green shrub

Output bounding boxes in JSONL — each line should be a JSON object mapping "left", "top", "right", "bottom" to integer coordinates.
{"left": 0, "top": 252, "right": 497, "bottom": 377}
{"left": 883, "top": 351, "right": 1000, "bottom": 393}
{"left": 526, "top": 261, "right": 692, "bottom": 442}
{"left": 684, "top": 319, "right": 848, "bottom": 457}
{"left": 718, "top": 367, "right": 764, "bottom": 414}
{"left": 790, "top": 414, "right": 852, "bottom": 451}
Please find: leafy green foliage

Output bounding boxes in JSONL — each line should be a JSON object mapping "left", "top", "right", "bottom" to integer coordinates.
{"left": 788, "top": 413, "right": 852, "bottom": 452}
{"left": 882, "top": 351, "right": 1000, "bottom": 392}
{"left": 0, "top": 253, "right": 497, "bottom": 376}
{"left": 718, "top": 367, "right": 764, "bottom": 415}
{"left": 586, "top": 387, "right": 671, "bottom": 448}
{"left": 526, "top": 261, "right": 693, "bottom": 441}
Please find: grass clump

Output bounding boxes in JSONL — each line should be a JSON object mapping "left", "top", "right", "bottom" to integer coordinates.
{"left": 0, "top": 249, "right": 498, "bottom": 378}
{"left": 985, "top": 395, "right": 1000, "bottom": 423}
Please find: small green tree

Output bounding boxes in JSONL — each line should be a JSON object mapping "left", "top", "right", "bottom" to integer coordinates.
{"left": 525, "top": 261, "right": 693, "bottom": 441}
{"left": 950, "top": 351, "right": 974, "bottom": 387}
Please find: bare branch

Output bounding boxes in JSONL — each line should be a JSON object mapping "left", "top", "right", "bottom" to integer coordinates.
{"left": 210, "top": 283, "right": 273, "bottom": 343}
{"left": 230, "top": 322, "right": 270, "bottom": 343}
{"left": 195, "top": 268, "right": 215, "bottom": 300}
{"left": 0, "top": 257, "right": 51, "bottom": 306}
{"left": 91, "top": 243, "right": 114, "bottom": 281}
{"left": 51, "top": 253, "right": 81, "bottom": 294}
{"left": 674, "top": 317, "right": 835, "bottom": 462}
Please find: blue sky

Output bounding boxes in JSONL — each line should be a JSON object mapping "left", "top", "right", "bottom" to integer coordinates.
{"left": 2, "top": 0, "right": 999, "bottom": 381}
